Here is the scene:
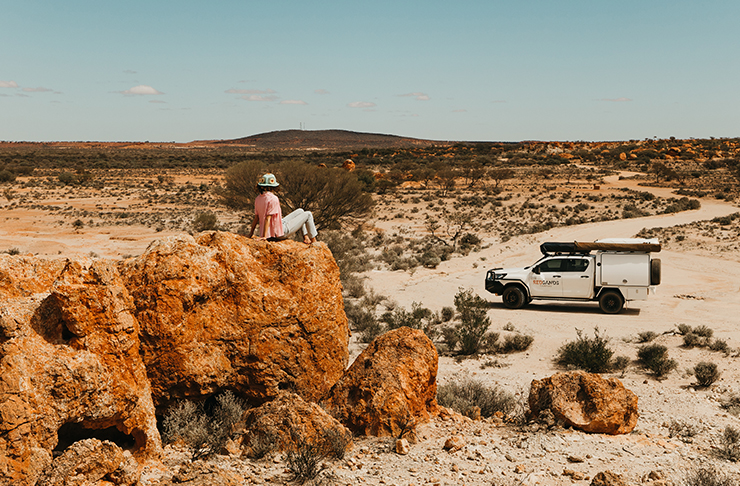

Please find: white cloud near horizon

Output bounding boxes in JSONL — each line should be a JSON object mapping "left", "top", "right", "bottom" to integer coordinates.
{"left": 348, "top": 101, "right": 376, "bottom": 108}
{"left": 602, "top": 97, "right": 632, "bottom": 102}
{"left": 226, "top": 88, "right": 276, "bottom": 94}
{"left": 280, "top": 100, "right": 307, "bottom": 105}
{"left": 121, "top": 85, "right": 164, "bottom": 95}
{"left": 399, "top": 92, "right": 430, "bottom": 101}
{"left": 0, "top": 81, "right": 19, "bottom": 88}
{"left": 240, "top": 94, "right": 279, "bottom": 101}
{"left": 22, "top": 87, "right": 53, "bottom": 93}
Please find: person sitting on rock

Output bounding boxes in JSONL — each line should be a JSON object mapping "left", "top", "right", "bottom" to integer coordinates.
{"left": 248, "top": 173, "right": 318, "bottom": 244}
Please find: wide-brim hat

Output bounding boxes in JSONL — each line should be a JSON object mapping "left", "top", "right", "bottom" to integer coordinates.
{"left": 257, "top": 173, "right": 279, "bottom": 187}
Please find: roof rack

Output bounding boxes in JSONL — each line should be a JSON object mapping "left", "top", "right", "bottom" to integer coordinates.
{"left": 539, "top": 239, "right": 661, "bottom": 255}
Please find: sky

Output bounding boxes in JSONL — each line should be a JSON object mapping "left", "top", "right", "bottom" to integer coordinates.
{"left": 1, "top": 0, "right": 739, "bottom": 143}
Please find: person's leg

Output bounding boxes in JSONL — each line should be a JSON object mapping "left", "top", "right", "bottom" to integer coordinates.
{"left": 282, "top": 208, "right": 317, "bottom": 243}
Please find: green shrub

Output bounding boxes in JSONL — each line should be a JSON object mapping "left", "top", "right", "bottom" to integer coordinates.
{"left": 161, "top": 390, "right": 246, "bottom": 460}
{"left": 680, "top": 467, "right": 738, "bottom": 486}
{"left": 693, "top": 362, "right": 720, "bottom": 388}
{"left": 676, "top": 323, "right": 693, "bottom": 335}
{"left": 636, "top": 344, "right": 677, "bottom": 378}
{"left": 611, "top": 355, "right": 631, "bottom": 372}
{"left": 719, "top": 425, "right": 740, "bottom": 462}
{"left": 683, "top": 332, "right": 706, "bottom": 348}
{"left": 693, "top": 325, "right": 714, "bottom": 338}
{"left": 440, "top": 306, "right": 455, "bottom": 322}
{"left": 451, "top": 288, "right": 491, "bottom": 355}
{"left": 497, "top": 333, "right": 534, "bottom": 353}
{"left": 555, "top": 328, "right": 614, "bottom": 373}
{"left": 285, "top": 432, "right": 327, "bottom": 484}
{"left": 436, "top": 377, "right": 517, "bottom": 419}
{"left": 192, "top": 211, "right": 219, "bottom": 232}
{"left": 709, "top": 338, "right": 730, "bottom": 354}
{"left": 636, "top": 331, "right": 657, "bottom": 343}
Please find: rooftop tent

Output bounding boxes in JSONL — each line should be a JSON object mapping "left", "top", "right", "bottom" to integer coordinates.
{"left": 540, "top": 238, "right": 661, "bottom": 255}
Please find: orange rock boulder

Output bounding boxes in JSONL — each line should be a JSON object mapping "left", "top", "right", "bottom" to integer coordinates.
{"left": 119, "top": 232, "right": 349, "bottom": 406}
{"left": 528, "top": 371, "right": 638, "bottom": 435}
{"left": 324, "top": 327, "right": 439, "bottom": 437}
{"left": 0, "top": 260, "right": 161, "bottom": 486}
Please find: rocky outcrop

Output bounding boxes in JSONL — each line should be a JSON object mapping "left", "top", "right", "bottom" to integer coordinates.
{"left": 242, "top": 391, "right": 352, "bottom": 454}
{"left": 0, "top": 260, "right": 161, "bottom": 485}
{"left": 324, "top": 327, "right": 439, "bottom": 437}
{"left": 528, "top": 371, "right": 639, "bottom": 435}
{"left": 0, "top": 232, "right": 349, "bottom": 485}
{"left": 35, "top": 439, "right": 137, "bottom": 486}
{"left": 120, "top": 232, "right": 349, "bottom": 406}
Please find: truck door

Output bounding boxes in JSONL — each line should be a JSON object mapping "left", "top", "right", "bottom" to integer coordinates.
{"left": 528, "top": 257, "right": 565, "bottom": 297}
{"left": 562, "top": 257, "right": 594, "bottom": 298}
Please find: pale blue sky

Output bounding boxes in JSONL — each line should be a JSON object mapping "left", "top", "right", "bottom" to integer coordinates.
{"left": 1, "top": 0, "right": 738, "bottom": 142}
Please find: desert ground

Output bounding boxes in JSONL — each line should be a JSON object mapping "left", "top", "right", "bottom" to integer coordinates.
{"left": 2, "top": 158, "right": 740, "bottom": 485}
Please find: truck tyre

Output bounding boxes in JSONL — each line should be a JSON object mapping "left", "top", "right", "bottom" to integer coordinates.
{"left": 651, "top": 258, "right": 661, "bottom": 285}
{"left": 599, "top": 290, "right": 624, "bottom": 314}
{"left": 502, "top": 286, "right": 526, "bottom": 309}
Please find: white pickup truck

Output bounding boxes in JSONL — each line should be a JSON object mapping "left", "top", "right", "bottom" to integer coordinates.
{"left": 484, "top": 238, "right": 661, "bottom": 313}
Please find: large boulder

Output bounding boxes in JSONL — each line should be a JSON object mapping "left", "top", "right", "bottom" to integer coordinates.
{"left": 324, "top": 327, "right": 439, "bottom": 437}
{"left": 242, "top": 391, "right": 352, "bottom": 455}
{"left": 119, "top": 232, "right": 349, "bottom": 405}
{"left": 35, "top": 439, "right": 131, "bottom": 486}
{"left": 0, "top": 260, "right": 160, "bottom": 485}
{"left": 528, "top": 371, "right": 638, "bottom": 435}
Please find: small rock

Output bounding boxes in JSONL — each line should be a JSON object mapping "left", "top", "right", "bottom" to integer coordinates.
{"left": 590, "top": 470, "right": 628, "bottom": 486}
{"left": 515, "top": 465, "right": 527, "bottom": 474}
{"left": 443, "top": 436, "right": 465, "bottom": 453}
{"left": 567, "top": 455, "right": 585, "bottom": 463}
{"left": 395, "top": 439, "right": 410, "bottom": 455}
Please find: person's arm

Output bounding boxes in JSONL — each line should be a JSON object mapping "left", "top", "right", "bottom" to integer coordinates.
{"left": 248, "top": 215, "right": 259, "bottom": 238}
{"left": 262, "top": 214, "right": 273, "bottom": 238}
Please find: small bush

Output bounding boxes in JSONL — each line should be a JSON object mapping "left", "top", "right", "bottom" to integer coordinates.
{"left": 161, "top": 390, "right": 246, "bottom": 460}
{"left": 719, "top": 425, "right": 740, "bottom": 462}
{"left": 556, "top": 328, "right": 614, "bottom": 373}
{"left": 709, "top": 338, "right": 730, "bottom": 353}
{"left": 637, "top": 344, "right": 677, "bottom": 378}
{"left": 321, "top": 428, "right": 351, "bottom": 460}
{"left": 247, "top": 429, "right": 279, "bottom": 460}
{"left": 680, "top": 466, "right": 738, "bottom": 486}
{"left": 683, "top": 332, "right": 707, "bottom": 348}
{"left": 611, "top": 355, "right": 631, "bottom": 372}
{"left": 436, "top": 377, "right": 517, "bottom": 419}
{"left": 693, "top": 361, "right": 720, "bottom": 388}
{"left": 440, "top": 306, "right": 455, "bottom": 322}
{"left": 451, "top": 288, "right": 491, "bottom": 355}
{"left": 497, "top": 333, "right": 534, "bottom": 353}
{"left": 721, "top": 394, "right": 740, "bottom": 416}
{"left": 285, "top": 433, "right": 327, "bottom": 484}
{"left": 667, "top": 418, "right": 701, "bottom": 442}
{"left": 192, "top": 211, "right": 219, "bottom": 232}
{"left": 694, "top": 325, "right": 714, "bottom": 338}
{"left": 676, "top": 323, "right": 693, "bottom": 335}
{"left": 636, "top": 331, "right": 658, "bottom": 343}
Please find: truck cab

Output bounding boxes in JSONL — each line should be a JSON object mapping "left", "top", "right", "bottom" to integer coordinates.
{"left": 485, "top": 239, "right": 661, "bottom": 314}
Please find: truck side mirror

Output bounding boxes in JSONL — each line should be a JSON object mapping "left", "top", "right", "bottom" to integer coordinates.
{"left": 533, "top": 265, "right": 540, "bottom": 275}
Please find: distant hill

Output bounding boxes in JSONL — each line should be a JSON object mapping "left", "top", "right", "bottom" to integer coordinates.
{"left": 208, "top": 129, "right": 448, "bottom": 150}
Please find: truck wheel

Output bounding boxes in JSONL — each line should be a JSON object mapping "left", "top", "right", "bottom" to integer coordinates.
{"left": 651, "top": 258, "right": 661, "bottom": 285}
{"left": 502, "top": 286, "right": 526, "bottom": 309}
{"left": 599, "top": 290, "right": 624, "bottom": 314}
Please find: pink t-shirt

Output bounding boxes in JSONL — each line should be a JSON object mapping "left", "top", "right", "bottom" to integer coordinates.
{"left": 254, "top": 192, "right": 284, "bottom": 237}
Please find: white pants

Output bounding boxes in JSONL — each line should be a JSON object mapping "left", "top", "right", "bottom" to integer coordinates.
{"left": 282, "top": 209, "right": 318, "bottom": 239}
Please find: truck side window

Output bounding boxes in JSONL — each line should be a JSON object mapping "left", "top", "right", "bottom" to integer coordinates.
{"left": 567, "top": 259, "right": 590, "bottom": 272}
{"left": 540, "top": 259, "right": 564, "bottom": 272}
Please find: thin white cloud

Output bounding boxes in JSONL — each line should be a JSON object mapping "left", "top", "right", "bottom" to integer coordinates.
{"left": 0, "top": 81, "right": 19, "bottom": 88}
{"left": 226, "top": 88, "right": 276, "bottom": 94}
{"left": 22, "top": 87, "right": 53, "bottom": 93}
{"left": 399, "top": 92, "right": 430, "bottom": 101}
{"left": 280, "top": 100, "right": 307, "bottom": 105}
{"left": 348, "top": 101, "right": 376, "bottom": 108}
{"left": 240, "top": 94, "right": 279, "bottom": 102}
{"left": 314, "top": 89, "right": 330, "bottom": 95}
{"left": 121, "top": 85, "right": 164, "bottom": 95}
{"left": 602, "top": 97, "right": 632, "bottom": 102}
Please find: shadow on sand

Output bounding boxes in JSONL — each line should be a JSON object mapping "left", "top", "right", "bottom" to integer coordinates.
{"left": 486, "top": 301, "right": 641, "bottom": 316}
